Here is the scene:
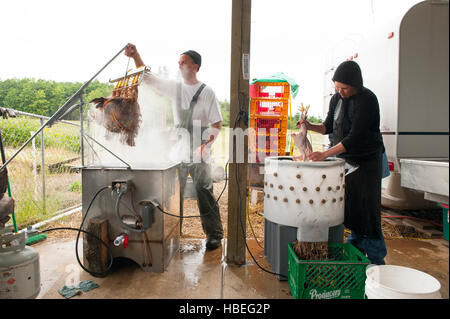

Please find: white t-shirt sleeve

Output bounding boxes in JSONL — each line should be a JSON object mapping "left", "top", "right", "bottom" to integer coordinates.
{"left": 143, "top": 72, "right": 177, "bottom": 100}
{"left": 203, "top": 88, "right": 223, "bottom": 126}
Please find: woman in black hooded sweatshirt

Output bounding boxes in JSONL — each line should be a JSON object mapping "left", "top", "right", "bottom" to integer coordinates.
{"left": 298, "top": 60, "right": 387, "bottom": 265}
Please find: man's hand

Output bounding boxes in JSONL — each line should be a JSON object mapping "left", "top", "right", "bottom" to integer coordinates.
{"left": 125, "top": 43, "right": 145, "bottom": 67}
{"left": 125, "top": 43, "right": 138, "bottom": 58}
{"left": 193, "top": 143, "right": 211, "bottom": 161}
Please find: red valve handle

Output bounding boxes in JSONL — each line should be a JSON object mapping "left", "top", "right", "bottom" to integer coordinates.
{"left": 123, "top": 235, "right": 129, "bottom": 248}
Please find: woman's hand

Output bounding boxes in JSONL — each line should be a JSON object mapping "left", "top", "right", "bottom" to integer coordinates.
{"left": 296, "top": 119, "right": 311, "bottom": 129}
{"left": 308, "top": 151, "right": 328, "bottom": 162}
{"left": 308, "top": 142, "right": 346, "bottom": 161}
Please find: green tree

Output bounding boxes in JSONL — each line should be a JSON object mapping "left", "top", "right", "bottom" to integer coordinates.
{"left": 219, "top": 100, "right": 230, "bottom": 127}
{"left": 3, "top": 87, "right": 21, "bottom": 110}
{"left": 0, "top": 78, "right": 113, "bottom": 119}
{"left": 31, "top": 89, "right": 49, "bottom": 115}
{"left": 287, "top": 113, "right": 322, "bottom": 130}
{"left": 308, "top": 115, "right": 323, "bottom": 124}
{"left": 1, "top": 78, "right": 231, "bottom": 125}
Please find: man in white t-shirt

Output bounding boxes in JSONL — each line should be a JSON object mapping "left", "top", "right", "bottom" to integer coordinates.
{"left": 125, "top": 44, "right": 224, "bottom": 250}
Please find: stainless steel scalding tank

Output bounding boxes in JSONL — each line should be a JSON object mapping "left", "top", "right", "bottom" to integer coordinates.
{"left": 264, "top": 156, "right": 346, "bottom": 242}
{"left": 82, "top": 162, "right": 180, "bottom": 272}
{"left": 82, "top": 77, "right": 183, "bottom": 273}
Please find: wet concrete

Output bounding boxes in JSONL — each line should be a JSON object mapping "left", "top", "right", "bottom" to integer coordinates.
{"left": 35, "top": 238, "right": 291, "bottom": 299}
{"left": 33, "top": 237, "right": 448, "bottom": 299}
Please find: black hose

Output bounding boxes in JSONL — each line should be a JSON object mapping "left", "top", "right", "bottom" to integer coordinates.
{"left": 155, "top": 162, "right": 229, "bottom": 219}
{"left": 233, "top": 106, "right": 287, "bottom": 280}
{"left": 41, "top": 186, "right": 113, "bottom": 277}
{"left": 235, "top": 157, "right": 287, "bottom": 280}
{"left": 41, "top": 227, "right": 113, "bottom": 277}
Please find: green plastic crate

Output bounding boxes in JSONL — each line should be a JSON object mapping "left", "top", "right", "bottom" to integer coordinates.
{"left": 288, "top": 242, "right": 370, "bottom": 299}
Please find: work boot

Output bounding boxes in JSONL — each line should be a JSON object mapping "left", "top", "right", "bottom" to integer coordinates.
{"left": 206, "top": 238, "right": 221, "bottom": 251}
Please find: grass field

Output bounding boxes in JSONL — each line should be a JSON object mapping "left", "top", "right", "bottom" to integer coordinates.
{"left": 2, "top": 116, "right": 82, "bottom": 228}
{"left": 5, "top": 145, "right": 81, "bottom": 228}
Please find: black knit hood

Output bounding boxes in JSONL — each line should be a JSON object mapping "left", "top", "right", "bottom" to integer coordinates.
{"left": 332, "top": 60, "right": 363, "bottom": 88}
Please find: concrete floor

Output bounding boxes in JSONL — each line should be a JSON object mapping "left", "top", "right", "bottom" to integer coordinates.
{"left": 35, "top": 238, "right": 291, "bottom": 299}
{"left": 33, "top": 237, "right": 448, "bottom": 299}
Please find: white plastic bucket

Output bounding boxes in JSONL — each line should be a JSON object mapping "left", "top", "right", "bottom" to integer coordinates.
{"left": 365, "top": 265, "right": 441, "bottom": 299}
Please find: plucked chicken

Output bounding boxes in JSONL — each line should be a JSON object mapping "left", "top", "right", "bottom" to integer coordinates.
{"left": 292, "top": 103, "right": 312, "bottom": 161}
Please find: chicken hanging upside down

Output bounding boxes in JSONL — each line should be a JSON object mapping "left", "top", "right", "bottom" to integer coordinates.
{"left": 90, "top": 86, "right": 142, "bottom": 147}
{"left": 292, "top": 103, "right": 313, "bottom": 162}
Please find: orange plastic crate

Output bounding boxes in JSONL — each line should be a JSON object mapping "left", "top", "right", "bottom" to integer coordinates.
{"left": 251, "top": 134, "right": 279, "bottom": 150}
{"left": 249, "top": 116, "right": 288, "bottom": 136}
{"left": 249, "top": 82, "right": 291, "bottom": 99}
{"left": 251, "top": 145, "right": 287, "bottom": 163}
{"left": 250, "top": 99, "right": 289, "bottom": 117}
{"left": 249, "top": 132, "right": 287, "bottom": 163}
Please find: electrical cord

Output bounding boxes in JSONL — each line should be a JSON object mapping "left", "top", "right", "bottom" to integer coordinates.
{"left": 246, "top": 162, "right": 263, "bottom": 249}
{"left": 233, "top": 101, "right": 287, "bottom": 280}
{"left": 40, "top": 186, "right": 114, "bottom": 277}
{"left": 235, "top": 146, "right": 287, "bottom": 280}
{"left": 38, "top": 97, "right": 278, "bottom": 278}
{"left": 236, "top": 91, "right": 249, "bottom": 126}
{"left": 155, "top": 161, "right": 229, "bottom": 219}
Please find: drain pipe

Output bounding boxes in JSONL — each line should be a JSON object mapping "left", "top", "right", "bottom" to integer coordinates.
{"left": 20, "top": 205, "right": 82, "bottom": 234}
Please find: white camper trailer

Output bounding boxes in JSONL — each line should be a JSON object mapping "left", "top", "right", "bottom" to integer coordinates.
{"left": 323, "top": 0, "right": 449, "bottom": 209}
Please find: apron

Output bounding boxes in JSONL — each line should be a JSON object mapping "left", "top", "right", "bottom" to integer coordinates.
{"left": 332, "top": 97, "right": 383, "bottom": 238}
{"left": 175, "top": 82, "right": 209, "bottom": 162}
{"left": 175, "top": 83, "right": 223, "bottom": 239}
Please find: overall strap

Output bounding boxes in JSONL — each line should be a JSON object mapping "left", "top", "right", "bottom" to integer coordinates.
{"left": 190, "top": 83, "right": 206, "bottom": 110}
{"left": 185, "top": 83, "right": 207, "bottom": 130}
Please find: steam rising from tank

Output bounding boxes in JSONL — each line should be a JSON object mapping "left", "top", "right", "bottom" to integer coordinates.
{"left": 86, "top": 81, "right": 184, "bottom": 168}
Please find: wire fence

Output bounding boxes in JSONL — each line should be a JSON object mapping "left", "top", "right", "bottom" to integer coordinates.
{"left": 1, "top": 109, "right": 82, "bottom": 229}
{"left": 0, "top": 106, "right": 324, "bottom": 231}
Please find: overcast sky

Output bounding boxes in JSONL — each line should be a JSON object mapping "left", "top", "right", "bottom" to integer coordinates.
{"left": 1, "top": 0, "right": 421, "bottom": 117}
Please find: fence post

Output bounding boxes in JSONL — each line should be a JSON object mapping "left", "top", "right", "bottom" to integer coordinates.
{"left": 40, "top": 118, "right": 46, "bottom": 213}
{"left": 31, "top": 131, "right": 38, "bottom": 201}
{"left": 80, "top": 94, "right": 85, "bottom": 167}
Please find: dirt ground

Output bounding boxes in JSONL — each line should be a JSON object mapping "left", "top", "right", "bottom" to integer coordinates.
{"left": 41, "top": 180, "right": 265, "bottom": 243}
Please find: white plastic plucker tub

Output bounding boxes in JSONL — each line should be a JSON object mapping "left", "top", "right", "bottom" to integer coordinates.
{"left": 264, "top": 156, "right": 346, "bottom": 242}
{"left": 365, "top": 265, "right": 442, "bottom": 299}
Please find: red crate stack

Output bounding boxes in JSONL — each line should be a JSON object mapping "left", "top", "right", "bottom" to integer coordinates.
{"left": 249, "top": 81, "right": 290, "bottom": 163}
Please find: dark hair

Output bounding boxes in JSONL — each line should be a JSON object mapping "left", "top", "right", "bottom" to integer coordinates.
{"left": 182, "top": 50, "right": 202, "bottom": 70}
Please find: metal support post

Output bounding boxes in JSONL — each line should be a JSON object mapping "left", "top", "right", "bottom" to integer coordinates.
{"left": 80, "top": 94, "right": 85, "bottom": 167}
{"left": 40, "top": 118, "right": 46, "bottom": 213}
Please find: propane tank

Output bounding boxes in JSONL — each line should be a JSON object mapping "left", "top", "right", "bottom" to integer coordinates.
{"left": 0, "top": 227, "right": 40, "bottom": 299}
